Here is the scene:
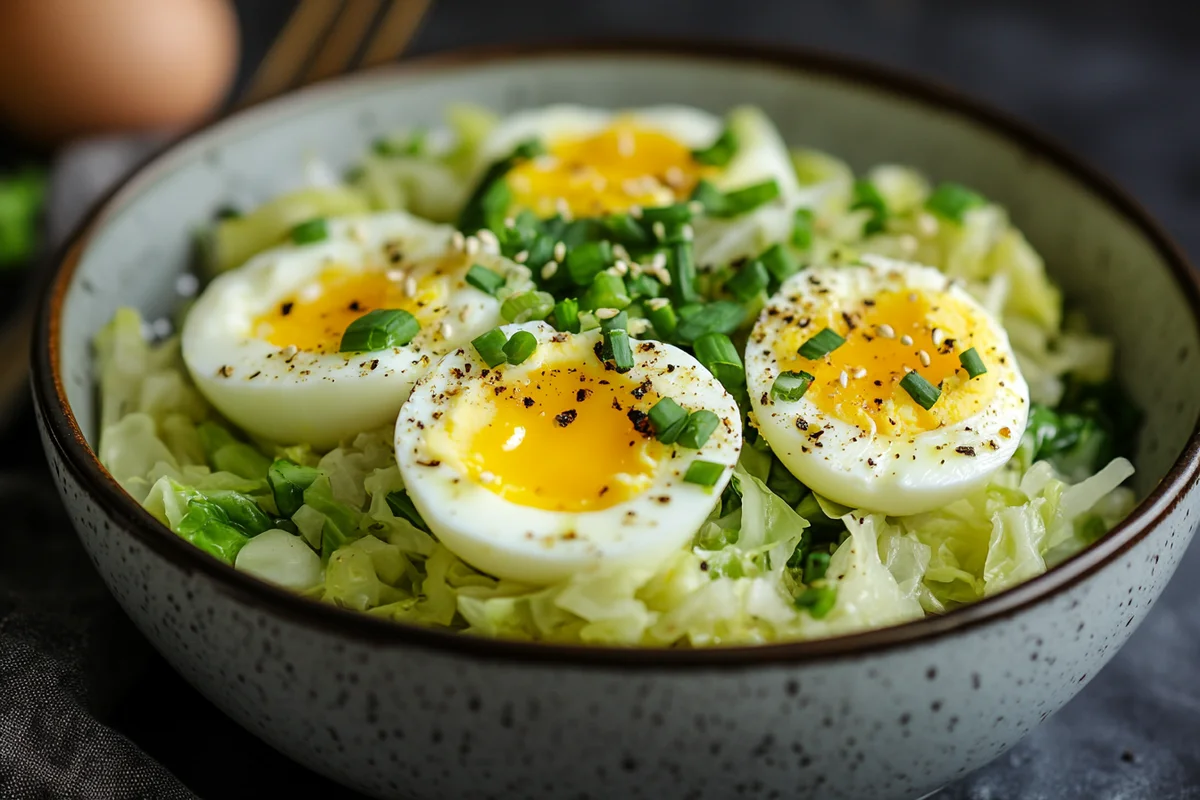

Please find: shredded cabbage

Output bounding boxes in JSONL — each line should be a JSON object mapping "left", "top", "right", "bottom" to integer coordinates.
{"left": 91, "top": 125, "right": 1143, "bottom": 646}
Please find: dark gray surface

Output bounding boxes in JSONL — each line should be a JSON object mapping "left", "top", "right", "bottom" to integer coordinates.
{"left": 4, "top": 1, "right": 1197, "bottom": 798}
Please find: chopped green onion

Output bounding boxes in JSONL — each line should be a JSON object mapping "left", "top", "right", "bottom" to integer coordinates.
{"left": 599, "top": 310, "right": 628, "bottom": 332}
{"left": 926, "top": 182, "right": 987, "bottom": 223}
{"left": 551, "top": 298, "right": 581, "bottom": 333}
{"left": 478, "top": 180, "right": 513, "bottom": 233}
{"left": 683, "top": 460, "right": 726, "bottom": 487}
{"left": 472, "top": 327, "right": 508, "bottom": 367}
{"left": 797, "top": 327, "right": 845, "bottom": 360}
{"left": 502, "top": 330, "right": 538, "bottom": 365}
{"left": 648, "top": 397, "right": 689, "bottom": 444}
{"left": 565, "top": 240, "right": 614, "bottom": 285}
{"left": 501, "top": 290, "right": 555, "bottom": 323}
{"left": 602, "top": 328, "right": 634, "bottom": 373}
{"left": 268, "top": 459, "right": 322, "bottom": 518}
{"left": 339, "top": 309, "right": 420, "bottom": 352}
{"left": 691, "top": 126, "right": 739, "bottom": 167}
{"left": 795, "top": 585, "right": 837, "bottom": 618}
{"left": 802, "top": 551, "right": 830, "bottom": 583}
{"left": 674, "top": 300, "right": 745, "bottom": 344}
{"left": 959, "top": 347, "right": 987, "bottom": 379}
{"left": 385, "top": 489, "right": 429, "bottom": 532}
{"left": 759, "top": 243, "right": 799, "bottom": 287}
{"left": 602, "top": 214, "right": 651, "bottom": 246}
{"left": 290, "top": 218, "right": 328, "bottom": 245}
{"left": 689, "top": 179, "right": 729, "bottom": 216}
{"left": 712, "top": 180, "right": 780, "bottom": 218}
{"left": 791, "top": 208, "right": 814, "bottom": 250}
{"left": 677, "top": 410, "right": 720, "bottom": 449}
{"left": 640, "top": 203, "right": 692, "bottom": 225}
{"left": 900, "top": 370, "right": 941, "bottom": 410}
{"left": 668, "top": 242, "right": 700, "bottom": 306}
{"left": 851, "top": 179, "right": 888, "bottom": 235}
{"left": 647, "top": 300, "right": 678, "bottom": 339}
{"left": 458, "top": 138, "right": 543, "bottom": 233}
{"left": 725, "top": 259, "right": 769, "bottom": 302}
{"left": 580, "top": 272, "right": 631, "bottom": 311}
{"left": 771, "top": 370, "right": 814, "bottom": 402}
{"left": 465, "top": 264, "right": 506, "bottom": 296}
{"left": 694, "top": 332, "right": 744, "bottom": 392}
{"left": 626, "top": 272, "right": 661, "bottom": 300}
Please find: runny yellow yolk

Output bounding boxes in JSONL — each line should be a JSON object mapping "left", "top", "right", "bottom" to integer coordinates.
{"left": 505, "top": 122, "right": 711, "bottom": 218}
{"left": 462, "top": 363, "right": 663, "bottom": 512}
{"left": 777, "top": 290, "right": 985, "bottom": 434}
{"left": 254, "top": 268, "right": 443, "bottom": 354}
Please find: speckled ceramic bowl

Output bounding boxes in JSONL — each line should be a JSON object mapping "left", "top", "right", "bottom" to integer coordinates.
{"left": 32, "top": 43, "right": 1200, "bottom": 800}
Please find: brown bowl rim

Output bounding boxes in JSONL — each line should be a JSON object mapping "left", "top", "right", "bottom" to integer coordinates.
{"left": 32, "top": 39, "right": 1200, "bottom": 669}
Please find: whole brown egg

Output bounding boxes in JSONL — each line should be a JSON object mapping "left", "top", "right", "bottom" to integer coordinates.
{"left": 0, "top": 0, "right": 240, "bottom": 143}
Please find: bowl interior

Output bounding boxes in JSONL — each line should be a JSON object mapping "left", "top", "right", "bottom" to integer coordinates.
{"left": 55, "top": 48, "right": 1199, "bottom": 500}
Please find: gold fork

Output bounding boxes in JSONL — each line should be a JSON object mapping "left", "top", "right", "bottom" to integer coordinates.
{"left": 238, "top": 0, "right": 433, "bottom": 108}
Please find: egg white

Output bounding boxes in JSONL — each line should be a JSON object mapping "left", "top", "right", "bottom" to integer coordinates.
{"left": 394, "top": 322, "right": 743, "bottom": 584}
{"left": 746, "top": 256, "right": 1030, "bottom": 516}
{"left": 182, "top": 211, "right": 508, "bottom": 450}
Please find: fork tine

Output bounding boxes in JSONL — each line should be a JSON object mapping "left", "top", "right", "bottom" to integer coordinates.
{"left": 357, "top": 0, "right": 432, "bottom": 69}
{"left": 237, "top": 0, "right": 343, "bottom": 108}
{"left": 303, "top": 0, "right": 383, "bottom": 84}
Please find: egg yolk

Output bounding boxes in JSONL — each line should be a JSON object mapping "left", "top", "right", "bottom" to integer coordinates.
{"left": 460, "top": 362, "right": 663, "bottom": 512}
{"left": 776, "top": 289, "right": 994, "bottom": 434}
{"left": 506, "top": 121, "right": 711, "bottom": 218}
{"left": 254, "top": 267, "right": 446, "bottom": 354}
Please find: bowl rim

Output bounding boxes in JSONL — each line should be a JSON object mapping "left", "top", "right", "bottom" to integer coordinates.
{"left": 33, "top": 39, "right": 1200, "bottom": 669}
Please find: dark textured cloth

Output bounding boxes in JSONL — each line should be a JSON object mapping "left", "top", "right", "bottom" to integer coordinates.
{"left": 2, "top": 1, "right": 1199, "bottom": 798}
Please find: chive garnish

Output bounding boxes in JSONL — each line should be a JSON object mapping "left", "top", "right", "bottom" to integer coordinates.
{"left": 900, "top": 370, "right": 941, "bottom": 410}
{"left": 759, "top": 243, "right": 799, "bottom": 287}
{"left": 791, "top": 208, "right": 815, "bottom": 250}
{"left": 647, "top": 300, "right": 678, "bottom": 339}
{"left": 926, "top": 182, "right": 987, "bottom": 223}
{"left": 797, "top": 327, "right": 846, "bottom": 360}
{"left": 602, "top": 328, "right": 634, "bottom": 373}
{"left": 712, "top": 179, "right": 780, "bottom": 217}
{"left": 290, "top": 218, "right": 328, "bottom": 245}
{"left": 640, "top": 203, "right": 693, "bottom": 225}
{"left": 959, "top": 347, "right": 987, "bottom": 379}
{"left": 851, "top": 179, "right": 888, "bottom": 235}
{"left": 457, "top": 138, "right": 543, "bottom": 233}
{"left": 502, "top": 330, "right": 537, "bottom": 365}
{"left": 602, "top": 214, "right": 652, "bottom": 247}
{"left": 565, "top": 240, "right": 614, "bottom": 285}
{"left": 725, "top": 259, "right": 769, "bottom": 302}
{"left": 689, "top": 179, "right": 729, "bottom": 216}
{"left": 501, "top": 290, "right": 555, "bottom": 323}
{"left": 465, "top": 264, "right": 506, "bottom": 296}
{"left": 693, "top": 332, "right": 744, "bottom": 393}
{"left": 551, "top": 298, "right": 581, "bottom": 333}
{"left": 677, "top": 410, "right": 720, "bottom": 449}
{"left": 668, "top": 242, "right": 700, "bottom": 306}
{"left": 802, "top": 551, "right": 830, "bottom": 583}
{"left": 599, "top": 310, "right": 628, "bottom": 332}
{"left": 625, "top": 272, "right": 662, "bottom": 300}
{"left": 338, "top": 309, "right": 420, "bottom": 352}
{"left": 648, "top": 397, "right": 689, "bottom": 444}
{"left": 674, "top": 300, "right": 745, "bottom": 344}
{"left": 691, "top": 126, "right": 738, "bottom": 167}
{"left": 771, "top": 370, "right": 815, "bottom": 402}
{"left": 795, "top": 585, "right": 837, "bottom": 618}
{"left": 580, "top": 272, "right": 631, "bottom": 311}
{"left": 471, "top": 327, "right": 508, "bottom": 367}
{"left": 683, "top": 460, "right": 725, "bottom": 487}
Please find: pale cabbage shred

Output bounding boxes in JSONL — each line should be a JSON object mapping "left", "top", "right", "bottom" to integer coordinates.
{"left": 94, "top": 111, "right": 1138, "bottom": 646}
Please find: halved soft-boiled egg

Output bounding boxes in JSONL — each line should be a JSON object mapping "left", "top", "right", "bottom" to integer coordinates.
{"left": 395, "top": 322, "right": 742, "bottom": 584}
{"left": 182, "top": 211, "right": 509, "bottom": 449}
{"left": 477, "top": 105, "right": 800, "bottom": 257}
{"left": 746, "top": 255, "right": 1029, "bottom": 516}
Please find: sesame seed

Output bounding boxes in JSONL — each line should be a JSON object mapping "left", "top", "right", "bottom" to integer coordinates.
{"left": 655, "top": 266, "right": 672, "bottom": 286}
{"left": 479, "top": 470, "right": 496, "bottom": 483}
{"left": 541, "top": 261, "right": 559, "bottom": 280}
{"left": 595, "top": 307, "right": 621, "bottom": 320}
{"left": 877, "top": 324, "right": 896, "bottom": 339}
{"left": 903, "top": 365, "right": 912, "bottom": 373}
{"left": 464, "top": 236, "right": 480, "bottom": 256}
{"left": 617, "top": 130, "right": 634, "bottom": 157}
{"left": 451, "top": 231, "right": 465, "bottom": 251}
{"left": 681, "top": 223, "right": 694, "bottom": 241}
{"left": 281, "top": 345, "right": 299, "bottom": 360}
{"left": 651, "top": 252, "right": 668, "bottom": 271}
{"left": 477, "top": 228, "right": 500, "bottom": 250}
{"left": 553, "top": 241, "right": 567, "bottom": 262}
{"left": 440, "top": 321, "right": 454, "bottom": 339}
{"left": 688, "top": 200, "right": 704, "bottom": 215}
{"left": 555, "top": 198, "right": 571, "bottom": 217}
{"left": 613, "top": 260, "right": 629, "bottom": 276}
{"left": 503, "top": 217, "right": 516, "bottom": 229}
{"left": 839, "top": 370, "right": 849, "bottom": 388}
{"left": 300, "top": 284, "right": 321, "bottom": 302}
{"left": 664, "top": 166, "right": 685, "bottom": 188}
{"left": 514, "top": 250, "right": 529, "bottom": 263}
{"left": 629, "top": 319, "right": 650, "bottom": 335}
{"left": 932, "top": 328, "right": 946, "bottom": 346}
{"left": 646, "top": 297, "right": 670, "bottom": 311}
{"left": 900, "top": 334, "right": 913, "bottom": 346}
{"left": 853, "top": 367, "right": 868, "bottom": 379}
{"left": 613, "top": 243, "right": 631, "bottom": 261}
{"left": 629, "top": 205, "right": 643, "bottom": 219}
{"left": 919, "top": 349, "right": 931, "bottom": 367}
{"left": 652, "top": 221, "right": 666, "bottom": 240}
{"left": 404, "top": 276, "right": 419, "bottom": 297}
{"left": 386, "top": 268, "right": 407, "bottom": 282}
